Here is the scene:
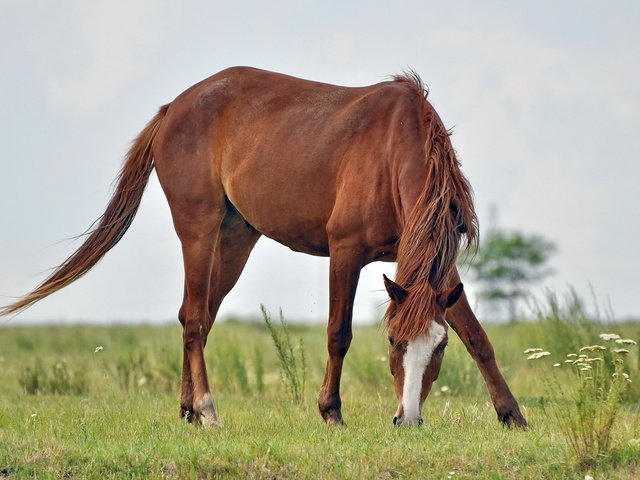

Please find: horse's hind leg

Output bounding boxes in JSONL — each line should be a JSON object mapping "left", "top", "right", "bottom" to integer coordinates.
{"left": 206, "top": 205, "right": 261, "bottom": 323}
{"left": 445, "top": 268, "right": 528, "bottom": 428}
{"left": 179, "top": 204, "right": 261, "bottom": 423}
{"left": 169, "top": 193, "right": 226, "bottom": 427}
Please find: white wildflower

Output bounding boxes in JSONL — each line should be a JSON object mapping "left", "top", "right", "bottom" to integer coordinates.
{"left": 553, "top": 363, "right": 561, "bottom": 367}
{"left": 613, "top": 349, "right": 630, "bottom": 355}
{"left": 615, "top": 338, "right": 637, "bottom": 345}
{"left": 566, "top": 353, "right": 578, "bottom": 358}
{"left": 599, "top": 333, "right": 621, "bottom": 341}
{"left": 527, "top": 351, "right": 551, "bottom": 360}
{"left": 524, "top": 348, "right": 543, "bottom": 354}
{"left": 94, "top": 346, "right": 104, "bottom": 353}
{"left": 440, "top": 386, "right": 450, "bottom": 393}
{"left": 580, "top": 345, "right": 606, "bottom": 352}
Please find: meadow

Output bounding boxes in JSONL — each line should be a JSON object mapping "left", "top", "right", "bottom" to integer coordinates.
{"left": 0, "top": 306, "right": 638, "bottom": 479}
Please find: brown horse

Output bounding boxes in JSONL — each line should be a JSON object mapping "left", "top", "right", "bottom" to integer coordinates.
{"left": 1, "top": 67, "right": 527, "bottom": 428}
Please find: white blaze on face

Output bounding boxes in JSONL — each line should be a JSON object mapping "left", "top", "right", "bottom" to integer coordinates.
{"left": 401, "top": 321, "right": 446, "bottom": 423}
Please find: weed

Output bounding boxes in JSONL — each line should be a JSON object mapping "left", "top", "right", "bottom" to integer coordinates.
{"left": 252, "top": 346, "right": 265, "bottom": 393}
{"left": 19, "top": 358, "right": 88, "bottom": 395}
{"left": 210, "top": 335, "right": 252, "bottom": 393}
{"left": 261, "top": 305, "right": 306, "bottom": 404}
{"left": 528, "top": 289, "right": 600, "bottom": 356}
{"left": 228, "top": 342, "right": 250, "bottom": 393}
{"left": 526, "top": 334, "right": 637, "bottom": 466}
{"left": 107, "top": 348, "right": 179, "bottom": 394}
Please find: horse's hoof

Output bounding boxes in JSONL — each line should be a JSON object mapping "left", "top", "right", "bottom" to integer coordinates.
{"left": 182, "top": 409, "right": 221, "bottom": 428}
{"left": 499, "top": 410, "right": 528, "bottom": 429}
{"left": 321, "top": 409, "right": 346, "bottom": 426}
{"left": 199, "top": 411, "right": 221, "bottom": 428}
{"left": 195, "top": 394, "right": 220, "bottom": 428}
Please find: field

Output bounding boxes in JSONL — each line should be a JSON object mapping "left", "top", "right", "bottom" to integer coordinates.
{"left": 0, "top": 315, "right": 638, "bottom": 479}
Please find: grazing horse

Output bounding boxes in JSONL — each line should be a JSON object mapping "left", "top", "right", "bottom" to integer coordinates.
{"left": 1, "top": 67, "right": 527, "bottom": 428}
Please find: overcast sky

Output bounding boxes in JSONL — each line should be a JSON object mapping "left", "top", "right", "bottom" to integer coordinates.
{"left": 1, "top": 1, "right": 639, "bottom": 324}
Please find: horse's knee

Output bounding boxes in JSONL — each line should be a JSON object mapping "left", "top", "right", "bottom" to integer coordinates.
{"left": 470, "top": 336, "right": 495, "bottom": 364}
{"left": 182, "top": 320, "right": 204, "bottom": 350}
{"left": 328, "top": 331, "right": 352, "bottom": 358}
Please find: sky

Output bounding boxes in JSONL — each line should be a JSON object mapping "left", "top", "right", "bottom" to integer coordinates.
{"left": 1, "top": 0, "right": 639, "bottom": 324}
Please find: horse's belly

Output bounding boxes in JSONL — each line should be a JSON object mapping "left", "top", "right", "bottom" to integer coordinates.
{"left": 225, "top": 185, "right": 331, "bottom": 256}
{"left": 243, "top": 213, "right": 330, "bottom": 257}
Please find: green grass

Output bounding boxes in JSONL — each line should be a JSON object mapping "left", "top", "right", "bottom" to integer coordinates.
{"left": 0, "top": 320, "right": 638, "bottom": 479}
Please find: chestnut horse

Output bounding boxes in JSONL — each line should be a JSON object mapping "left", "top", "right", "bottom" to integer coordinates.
{"left": 1, "top": 67, "right": 526, "bottom": 428}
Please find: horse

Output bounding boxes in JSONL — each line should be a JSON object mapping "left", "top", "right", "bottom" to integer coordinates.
{"left": 1, "top": 66, "right": 527, "bottom": 428}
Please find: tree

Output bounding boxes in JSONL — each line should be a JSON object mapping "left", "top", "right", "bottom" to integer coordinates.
{"left": 459, "top": 230, "right": 556, "bottom": 321}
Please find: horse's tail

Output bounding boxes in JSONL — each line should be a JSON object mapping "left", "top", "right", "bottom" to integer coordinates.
{"left": 0, "top": 104, "right": 169, "bottom": 316}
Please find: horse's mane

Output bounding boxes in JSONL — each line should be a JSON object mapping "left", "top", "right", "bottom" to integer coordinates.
{"left": 384, "top": 72, "right": 478, "bottom": 342}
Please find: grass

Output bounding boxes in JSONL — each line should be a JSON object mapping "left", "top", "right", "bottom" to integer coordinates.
{"left": 0, "top": 319, "right": 638, "bottom": 479}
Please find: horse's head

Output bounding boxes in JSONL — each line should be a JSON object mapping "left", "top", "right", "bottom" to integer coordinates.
{"left": 383, "top": 274, "right": 464, "bottom": 426}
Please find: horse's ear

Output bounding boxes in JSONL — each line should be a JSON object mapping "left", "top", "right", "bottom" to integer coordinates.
{"left": 383, "top": 274, "right": 408, "bottom": 304}
{"left": 436, "top": 283, "right": 464, "bottom": 309}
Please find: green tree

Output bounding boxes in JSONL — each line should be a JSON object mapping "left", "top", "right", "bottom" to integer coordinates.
{"left": 459, "top": 230, "right": 556, "bottom": 321}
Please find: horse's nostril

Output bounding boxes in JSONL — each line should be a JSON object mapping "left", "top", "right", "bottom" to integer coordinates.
{"left": 392, "top": 416, "right": 399, "bottom": 426}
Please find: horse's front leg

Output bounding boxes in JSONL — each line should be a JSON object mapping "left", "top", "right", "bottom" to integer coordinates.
{"left": 445, "top": 268, "right": 528, "bottom": 428}
{"left": 318, "top": 246, "right": 363, "bottom": 425}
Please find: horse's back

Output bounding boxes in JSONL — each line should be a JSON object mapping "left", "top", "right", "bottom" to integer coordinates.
{"left": 154, "top": 67, "right": 427, "bottom": 257}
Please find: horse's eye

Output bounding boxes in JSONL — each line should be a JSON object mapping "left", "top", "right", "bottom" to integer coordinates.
{"left": 435, "top": 343, "right": 447, "bottom": 354}
{"left": 388, "top": 336, "right": 395, "bottom": 347}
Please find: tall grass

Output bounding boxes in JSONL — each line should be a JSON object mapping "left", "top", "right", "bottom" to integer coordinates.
{"left": 528, "top": 289, "right": 600, "bottom": 355}
{"left": 261, "top": 305, "right": 307, "bottom": 404}
{"left": 525, "top": 288, "right": 640, "bottom": 403}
